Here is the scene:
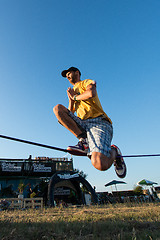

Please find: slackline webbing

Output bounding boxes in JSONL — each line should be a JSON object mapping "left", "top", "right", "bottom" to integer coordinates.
{"left": 0, "top": 134, "right": 69, "bottom": 153}
{"left": 0, "top": 134, "right": 160, "bottom": 158}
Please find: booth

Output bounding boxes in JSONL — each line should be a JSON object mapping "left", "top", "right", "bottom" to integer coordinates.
{"left": 0, "top": 156, "right": 97, "bottom": 206}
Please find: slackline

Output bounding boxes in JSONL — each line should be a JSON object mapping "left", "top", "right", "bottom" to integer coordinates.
{"left": 0, "top": 134, "right": 69, "bottom": 153}
{"left": 0, "top": 134, "right": 160, "bottom": 158}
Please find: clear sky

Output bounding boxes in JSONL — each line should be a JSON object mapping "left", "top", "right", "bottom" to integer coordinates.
{"left": 0, "top": 0, "right": 160, "bottom": 192}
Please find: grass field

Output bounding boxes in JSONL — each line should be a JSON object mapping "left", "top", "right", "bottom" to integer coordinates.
{"left": 0, "top": 203, "right": 160, "bottom": 240}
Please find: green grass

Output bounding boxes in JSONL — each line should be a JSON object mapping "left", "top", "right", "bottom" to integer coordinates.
{"left": 0, "top": 203, "right": 160, "bottom": 239}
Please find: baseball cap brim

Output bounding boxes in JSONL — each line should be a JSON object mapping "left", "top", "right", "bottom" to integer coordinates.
{"left": 61, "top": 67, "right": 81, "bottom": 77}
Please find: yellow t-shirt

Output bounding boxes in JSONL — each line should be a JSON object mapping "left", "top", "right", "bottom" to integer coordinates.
{"left": 73, "top": 79, "right": 112, "bottom": 124}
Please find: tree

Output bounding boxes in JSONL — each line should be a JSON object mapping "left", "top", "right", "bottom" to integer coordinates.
{"left": 133, "top": 185, "right": 143, "bottom": 196}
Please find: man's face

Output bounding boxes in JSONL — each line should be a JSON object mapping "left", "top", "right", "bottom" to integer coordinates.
{"left": 66, "top": 71, "right": 79, "bottom": 84}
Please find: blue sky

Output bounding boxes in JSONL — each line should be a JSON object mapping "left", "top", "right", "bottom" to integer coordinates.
{"left": 0, "top": 0, "right": 160, "bottom": 192}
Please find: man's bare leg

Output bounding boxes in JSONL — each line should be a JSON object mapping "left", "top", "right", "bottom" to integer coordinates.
{"left": 53, "top": 104, "right": 117, "bottom": 172}
{"left": 91, "top": 149, "right": 117, "bottom": 171}
{"left": 53, "top": 104, "right": 83, "bottom": 137}
{"left": 91, "top": 148, "right": 127, "bottom": 178}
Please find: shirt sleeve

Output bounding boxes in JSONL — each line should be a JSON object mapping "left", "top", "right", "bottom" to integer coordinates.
{"left": 83, "top": 79, "right": 95, "bottom": 89}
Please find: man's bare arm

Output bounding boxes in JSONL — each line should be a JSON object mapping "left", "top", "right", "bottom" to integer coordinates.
{"left": 75, "top": 82, "right": 97, "bottom": 101}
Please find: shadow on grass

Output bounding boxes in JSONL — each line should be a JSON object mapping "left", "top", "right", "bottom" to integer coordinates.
{"left": 0, "top": 219, "right": 160, "bottom": 240}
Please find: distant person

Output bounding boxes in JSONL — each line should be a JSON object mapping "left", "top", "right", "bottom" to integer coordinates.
{"left": 53, "top": 67, "right": 126, "bottom": 178}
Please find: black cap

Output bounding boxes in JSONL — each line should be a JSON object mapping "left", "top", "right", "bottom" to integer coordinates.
{"left": 61, "top": 67, "right": 81, "bottom": 77}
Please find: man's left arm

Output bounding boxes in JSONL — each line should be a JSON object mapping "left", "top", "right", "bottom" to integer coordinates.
{"left": 75, "top": 81, "right": 97, "bottom": 101}
{"left": 67, "top": 87, "right": 76, "bottom": 113}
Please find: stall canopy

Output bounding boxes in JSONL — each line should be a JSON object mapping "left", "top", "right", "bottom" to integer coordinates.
{"left": 137, "top": 179, "right": 158, "bottom": 186}
{"left": 105, "top": 180, "right": 127, "bottom": 191}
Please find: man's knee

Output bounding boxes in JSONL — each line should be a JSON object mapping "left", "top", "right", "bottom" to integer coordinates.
{"left": 91, "top": 155, "right": 106, "bottom": 171}
{"left": 91, "top": 152, "right": 112, "bottom": 171}
{"left": 53, "top": 104, "right": 66, "bottom": 116}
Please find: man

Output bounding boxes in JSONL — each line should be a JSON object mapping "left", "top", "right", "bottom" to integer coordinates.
{"left": 53, "top": 67, "right": 126, "bottom": 178}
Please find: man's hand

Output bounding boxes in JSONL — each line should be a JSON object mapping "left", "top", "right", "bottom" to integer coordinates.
{"left": 67, "top": 87, "right": 76, "bottom": 101}
{"left": 67, "top": 87, "right": 76, "bottom": 113}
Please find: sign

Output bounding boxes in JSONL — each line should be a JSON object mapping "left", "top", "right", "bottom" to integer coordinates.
{"left": 54, "top": 187, "right": 70, "bottom": 196}
{"left": 1, "top": 162, "right": 22, "bottom": 172}
{"left": 57, "top": 173, "right": 79, "bottom": 180}
{"left": 33, "top": 163, "right": 52, "bottom": 173}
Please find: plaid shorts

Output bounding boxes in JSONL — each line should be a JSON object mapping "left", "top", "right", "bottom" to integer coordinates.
{"left": 68, "top": 111, "right": 113, "bottom": 157}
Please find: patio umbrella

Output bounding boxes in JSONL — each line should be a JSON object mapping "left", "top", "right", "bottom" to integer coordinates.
{"left": 105, "top": 180, "right": 127, "bottom": 191}
{"left": 137, "top": 179, "right": 158, "bottom": 186}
